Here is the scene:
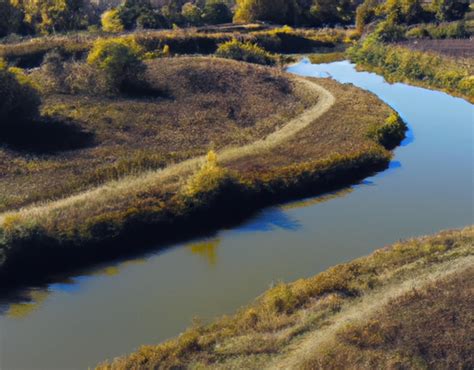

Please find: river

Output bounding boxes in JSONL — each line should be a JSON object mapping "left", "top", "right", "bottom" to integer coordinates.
{"left": 0, "top": 60, "right": 472, "bottom": 369}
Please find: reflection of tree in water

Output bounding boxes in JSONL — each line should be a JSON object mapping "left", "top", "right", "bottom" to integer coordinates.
{"left": 6, "top": 289, "right": 50, "bottom": 319}
{"left": 3, "top": 258, "right": 148, "bottom": 319}
{"left": 188, "top": 238, "right": 220, "bottom": 266}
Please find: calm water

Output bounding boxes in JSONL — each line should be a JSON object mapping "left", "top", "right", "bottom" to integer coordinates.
{"left": 1, "top": 60, "right": 473, "bottom": 369}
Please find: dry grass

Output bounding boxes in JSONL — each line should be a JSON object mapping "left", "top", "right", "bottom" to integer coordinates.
{"left": 96, "top": 227, "right": 474, "bottom": 369}
{"left": 0, "top": 57, "right": 312, "bottom": 212}
{"left": 0, "top": 60, "right": 403, "bottom": 288}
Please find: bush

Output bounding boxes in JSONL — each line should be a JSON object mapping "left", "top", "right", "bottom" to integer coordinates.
{"left": 216, "top": 39, "right": 275, "bottom": 65}
{"left": 431, "top": 0, "right": 470, "bottom": 22}
{"left": 373, "top": 20, "right": 407, "bottom": 42}
{"left": 87, "top": 37, "right": 147, "bottom": 93}
{"left": 101, "top": 9, "right": 124, "bottom": 33}
{"left": 202, "top": 0, "right": 233, "bottom": 25}
{"left": 0, "top": 60, "right": 41, "bottom": 128}
{"left": 368, "top": 113, "right": 407, "bottom": 149}
{"left": 181, "top": 2, "right": 203, "bottom": 26}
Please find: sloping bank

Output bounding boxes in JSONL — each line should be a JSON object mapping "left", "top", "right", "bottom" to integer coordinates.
{"left": 97, "top": 226, "right": 474, "bottom": 369}
{"left": 347, "top": 37, "right": 474, "bottom": 103}
{"left": 0, "top": 76, "right": 406, "bottom": 292}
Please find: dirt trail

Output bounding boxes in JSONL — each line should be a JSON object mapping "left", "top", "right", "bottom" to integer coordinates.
{"left": 268, "top": 255, "right": 474, "bottom": 370}
{"left": 0, "top": 77, "right": 335, "bottom": 223}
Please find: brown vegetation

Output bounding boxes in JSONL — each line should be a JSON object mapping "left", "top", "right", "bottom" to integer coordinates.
{"left": 0, "top": 55, "right": 404, "bottom": 292}
{"left": 97, "top": 227, "right": 474, "bottom": 369}
{"left": 0, "top": 57, "right": 311, "bottom": 212}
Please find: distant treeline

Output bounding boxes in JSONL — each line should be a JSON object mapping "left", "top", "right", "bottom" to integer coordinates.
{"left": 1, "top": 0, "right": 366, "bottom": 37}
{"left": 1, "top": 0, "right": 470, "bottom": 38}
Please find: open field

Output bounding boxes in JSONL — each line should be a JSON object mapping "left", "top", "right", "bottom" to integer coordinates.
{"left": 0, "top": 56, "right": 404, "bottom": 291}
{"left": 97, "top": 227, "right": 474, "bottom": 369}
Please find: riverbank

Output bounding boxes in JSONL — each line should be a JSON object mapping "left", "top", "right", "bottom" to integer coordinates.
{"left": 347, "top": 39, "right": 474, "bottom": 103}
{"left": 97, "top": 226, "right": 474, "bottom": 369}
{"left": 0, "top": 57, "right": 405, "bottom": 292}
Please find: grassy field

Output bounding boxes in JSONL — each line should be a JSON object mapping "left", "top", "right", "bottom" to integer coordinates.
{"left": 0, "top": 57, "right": 313, "bottom": 212}
{"left": 97, "top": 226, "right": 474, "bottom": 369}
{"left": 0, "top": 54, "right": 405, "bottom": 291}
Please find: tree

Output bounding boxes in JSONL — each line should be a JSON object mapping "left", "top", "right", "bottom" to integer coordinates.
{"left": 431, "top": 0, "right": 469, "bottom": 21}
{"left": 87, "top": 37, "right": 146, "bottom": 93}
{"left": 400, "top": 0, "right": 424, "bottom": 24}
{"left": 234, "top": 0, "right": 299, "bottom": 24}
{"left": 22, "top": 0, "right": 88, "bottom": 34}
{"left": 0, "top": 60, "right": 41, "bottom": 128}
{"left": 356, "top": 0, "right": 379, "bottom": 32}
{"left": 117, "top": 0, "right": 166, "bottom": 30}
{"left": 202, "top": 0, "right": 232, "bottom": 24}
{"left": 0, "top": 0, "right": 23, "bottom": 37}
{"left": 181, "top": 2, "right": 203, "bottom": 25}
{"left": 101, "top": 9, "right": 124, "bottom": 33}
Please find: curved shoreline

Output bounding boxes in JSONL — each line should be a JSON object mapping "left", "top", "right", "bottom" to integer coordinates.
{"left": 0, "top": 74, "right": 404, "bottom": 294}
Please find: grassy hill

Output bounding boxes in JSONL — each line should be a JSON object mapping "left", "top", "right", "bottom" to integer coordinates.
{"left": 97, "top": 226, "right": 474, "bottom": 369}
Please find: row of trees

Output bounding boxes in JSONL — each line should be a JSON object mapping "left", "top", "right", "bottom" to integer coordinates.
{"left": 0, "top": 0, "right": 470, "bottom": 37}
{"left": 356, "top": 0, "right": 470, "bottom": 33}
{"left": 101, "top": 0, "right": 233, "bottom": 32}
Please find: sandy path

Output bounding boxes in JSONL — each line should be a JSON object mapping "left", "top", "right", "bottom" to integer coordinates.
{"left": 0, "top": 77, "right": 335, "bottom": 223}
{"left": 268, "top": 254, "right": 474, "bottom": 370}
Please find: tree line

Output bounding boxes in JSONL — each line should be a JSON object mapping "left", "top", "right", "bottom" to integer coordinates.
{"left": 0, "top": 0, "right": 470, "bottom": 38}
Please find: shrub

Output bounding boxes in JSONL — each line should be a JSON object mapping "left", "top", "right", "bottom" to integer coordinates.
{"left": 39, "top": 50, "right": 67, "bottom": 92}
{"left": 373, "top": 20, "right": 407, "bottom": 42}
{"left": 368, "top": 113, "right": 406, "bottom": 149}
{"left": 181, "top": 2, "right": 203, "bottom": 26}
{"left": 202, "top": 0, "right": 233, "bottom": 25}
{"left": 216, "top": 39, "right": 275, "bottom": 65}
{"left": 87, "top": 37, "right": 146, "bottom": 93}
{"left": 101, "top": 9, "right": 124, "bottom": 33}
{"left": 431, "top": 0, "right": 470, "bottom": 22}
{"left": 356, "top": 0, "right": 380, "bottom": 33}
{"left": 0, "top": 60, "right": 41, "bottom": 128}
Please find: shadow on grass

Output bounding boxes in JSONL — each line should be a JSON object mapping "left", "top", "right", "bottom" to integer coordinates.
{"left": 0, "top": 117, "right": 95, "bottom": 153}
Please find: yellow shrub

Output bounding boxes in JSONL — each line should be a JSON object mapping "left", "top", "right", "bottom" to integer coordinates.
{"left": 101, "top": 9, "right": 124, "bottom": 33}
{"left": 186, "top": 151, "right": 228, "bottom": 197}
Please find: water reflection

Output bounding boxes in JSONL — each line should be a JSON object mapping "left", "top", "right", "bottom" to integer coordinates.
{"left": 5, "top": 290, "right": 50, "bottom": 319}
{"left": 0, "top": 258, "right": 147, "bottom": 319}
{"left": 187, "top": 238, "right": 220, "bottom": 266}
{"left": 237, "top": 207, "right": 301, "bottom": 233}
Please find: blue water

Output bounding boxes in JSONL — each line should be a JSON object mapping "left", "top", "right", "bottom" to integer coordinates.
{"left": 1, "top": 60, "right": 472, "bottom": 369}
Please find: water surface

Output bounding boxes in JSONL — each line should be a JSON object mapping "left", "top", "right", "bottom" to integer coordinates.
{"left": 1, "top": 60, "right": 472, "bottom": 369}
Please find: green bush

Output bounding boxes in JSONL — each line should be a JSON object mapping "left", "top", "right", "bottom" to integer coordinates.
{"left": 202, "top": 0, "right": 233, "bottom": 25}
{"left": 87, "top": 37, "right": 146, "bottom": 93}
{"left": 373, "top": 20, "right": 407, "bottom": 42}
{"left": 216, "top": 39, "right": 275, "bottom": 65}
{"left": 0, "top": 60, "right": 41, "bottom": 128}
